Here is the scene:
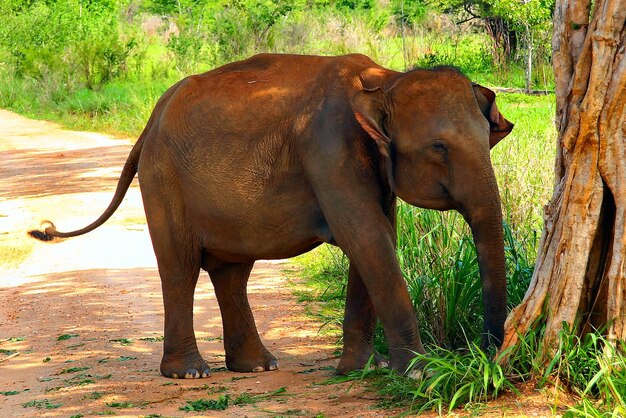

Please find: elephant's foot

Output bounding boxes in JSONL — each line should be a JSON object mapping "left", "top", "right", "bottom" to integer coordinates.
{"left": 336, "top": 347, "right": 388, "bottom": 375}
{"left": 226, "top": 347, "right": 278, "bottom": 373}
{"left": 160, "top": 352, "right": 211, "bottom": 379}
{"left": 389, "top": 347, "right": 425, "bottom": 375}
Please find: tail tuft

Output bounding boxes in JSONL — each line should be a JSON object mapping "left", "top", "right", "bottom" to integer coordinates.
{"left": 28, "top": 221, "right": 58, "bottom": 242}
{"left": 28, "top": 229, "right": 55, "bottom": 241}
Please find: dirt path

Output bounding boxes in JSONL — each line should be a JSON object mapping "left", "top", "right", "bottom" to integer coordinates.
{"left": 0, "top": 110, "right": 392, "bottom": 417}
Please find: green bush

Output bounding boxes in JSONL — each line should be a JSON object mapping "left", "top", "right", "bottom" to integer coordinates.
{"left": 0, "top": 0, "right": 143, "bottom": 90}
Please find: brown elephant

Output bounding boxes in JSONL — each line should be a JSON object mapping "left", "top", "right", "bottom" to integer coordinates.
{"left": 30, "top": 53, "right": 513, "bottom": 379}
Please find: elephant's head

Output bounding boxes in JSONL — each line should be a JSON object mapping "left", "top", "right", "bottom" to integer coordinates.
{"left": 352, "top": 67, "right": 514, "bottom": 347}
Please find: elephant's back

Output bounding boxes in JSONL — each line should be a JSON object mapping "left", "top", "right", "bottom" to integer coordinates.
{"left": 156, "top": 54, "right": 375, "bottom": 142}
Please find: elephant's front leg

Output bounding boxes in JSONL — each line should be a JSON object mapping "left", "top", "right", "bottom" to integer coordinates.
{"left": 209, "top": 262, "right": 278, "bottom": 372}
{"left": 323, "top": 212, "right": 425, "bottom": 373}
{"left": 336, "top": 264, "right": 388, "bottom": 374}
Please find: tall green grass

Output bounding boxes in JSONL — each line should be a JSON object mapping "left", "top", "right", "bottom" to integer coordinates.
{"left": 0, "top": 2, "right": 553, "bottom": 138}
{"left": 327, "top": 325, "right": 626, "bottom": 415}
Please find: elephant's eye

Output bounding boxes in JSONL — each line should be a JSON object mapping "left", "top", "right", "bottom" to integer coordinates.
{"left": 432, "top": 140, "right": 448, "bottom": 153}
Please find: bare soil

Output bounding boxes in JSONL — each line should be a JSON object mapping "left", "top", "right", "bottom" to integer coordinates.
{"left": 0, "top": 109, "right": 394, "bottom": 417}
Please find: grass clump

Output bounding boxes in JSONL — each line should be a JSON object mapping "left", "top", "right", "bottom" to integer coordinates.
{"left": 109, "top": 338, "right": 133, "bottom": 345}
{"left": 57, "top": 333, "right": 79, "bottom": 341}
{"left": 335, "top": 327, "right": 626, "bottom": 415}
{"left": 233, "top": 387, "right": 290, "bottom": 405}
{"left": 106, "top": 401, "right": 136, "bottom": 408}
{"left": 180, "top": 395, "right": 230, "bottom": 412}
{"left": 22, "top": 398, "right": 62, "bottom": 409}
{"left": 59, "top": 366, "right": 90, "bottom": 374}
{"left": 362, "top": 344, "right": 517, "bottom": 415}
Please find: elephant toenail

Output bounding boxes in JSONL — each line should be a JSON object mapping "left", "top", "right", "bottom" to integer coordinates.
{"left": 171, "top": 373, "right": 179, "bottom": 379}
{"left": 268, "top": 363, "right": 278, "bottom": 371}
{"left": 252, "top": 366, "right": 265, "bottom": 372}
{"left": 379, "top": 361, "right": 389, "bottom": 368}
{"left": 407, "top": 369, "right": 424, "bottom": 380}
{"left": 185, "top": 370, "right": 200, "bottom": 378}
{"left": 202, "top": 370, "right": 211, "bottom": 378}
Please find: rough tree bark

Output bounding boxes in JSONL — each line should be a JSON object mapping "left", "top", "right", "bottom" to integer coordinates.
{"left": 501, "top": 0, "right": 625, "bottom": 351}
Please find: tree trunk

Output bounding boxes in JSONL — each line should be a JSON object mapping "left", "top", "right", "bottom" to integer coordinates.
{"left": 501, "top": 0, "right": 625, "bottom": 352}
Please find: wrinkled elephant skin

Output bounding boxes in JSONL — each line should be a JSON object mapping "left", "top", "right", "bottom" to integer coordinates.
{"left": 30, "top": 53, "right": 513, "bottom": 379}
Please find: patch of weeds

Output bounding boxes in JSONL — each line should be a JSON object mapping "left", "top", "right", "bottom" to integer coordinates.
{"left": 233, "top": 387, "right": 290, "bottom": 406}
{"left": 64, "top": 359, "right": 76, "bottom": 363}
{"left": 94, "top": 411, "right": 116, "bottom": 415}
{"left": 144, "top": 414, "right": 162, "bottom": 418}
{"left": 44, "top": 386, "right": 64, "bottom": 393}
{"left": 118, "top": 356, "right": 137, "bottom": 361}
{"left": 64, "top": 377, "right": 96, "bottom": 386}
{"left": 7, "top": 337, "right": 25, "bottom": 342}
{"left": 22, "top": 399, "right": 62, "bottom": 409}
{"left": 85, "top": 391, "right": 105, "bottom": 400}
{"left": 0, "top": 349, "right": 17, "bottom": 356}
{"left": 231, "top": 375, "right": 251, "bottom": 381}
{"left": 70, "top": 414, "right": 84, "bottom": 418}
{"left": 43, "top": 357, "right": 51, "bottom": 362}
{"left": 212, "top": 366, "right": 228, "bottom": 372}
{"left": 98, "top": 357, "right": 109, "bottom": 363}
{"left": 180, "top": 395, "right": 230, "bottom": 411}
{"left": 198, "top": 336, "right": 222, "bottom": 342}
{"left": 1, "top": 390, "right": 25, "bottom": 396}
{"left": 57, "top": 333, "right": 79, "bottom": 341}
{"left": 162, "top": 382, "right": 176, "bottom": 386}
{"left": 185, "top": 384, "right": 210, "bottom": 391}
{"left": 63, "top": 372, "right": 108, "bottom": 386}
{"left": 106, "top": 401, "right": 136, "bottom": 408}
{"left": 60, "top": 366, "right": 91, "bottom": 374}
{"left": 109, "top": 338, "right": 133, "bottom": 345}
{"left": 139, "top": 336, "right": 164, "bottom": 342}
{"left": 67, "top": 343, "right": 86, "bottom": 349}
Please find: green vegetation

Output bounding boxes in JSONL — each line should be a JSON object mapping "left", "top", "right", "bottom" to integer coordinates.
{"left": 334, "top": 328, "right": 626, "bottom": 415}
{"left": 232, "top": 386, "right": 290, "bottom": 405}
{"left": 7, "top": 337, "right": 25, "bottom": 342}
{"left": 1, "top": 390, "right": 24, "bottom": 396}
{"left": 59, "top": 366, "right": 91, "bottom": 374}
{"left": 139, "top": 336, "right": 164, "bottom": 342}
{"left": 0, "top": 0, "right": 553, "bottom": 137}
{"left": 22, "top": 398, "right": 63, "bottom": 409}
{"left": 56, "top": 333, "right": 79, "bottom": 341}
{"left": 109, "top": 338, "right": 134, "bottom": 345}
{"left": 180, "top": 395, "right": 230, "bottom": 412}
{"left": 106, "top": 401, "right": 137, "bottom": 408}
{"left": 178, "top": 387, "right": 289, "bottom": 412}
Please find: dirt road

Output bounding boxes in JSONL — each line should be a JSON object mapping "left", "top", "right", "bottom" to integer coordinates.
{"left": 0, "top": 110, "right": 390, "bottom": 417}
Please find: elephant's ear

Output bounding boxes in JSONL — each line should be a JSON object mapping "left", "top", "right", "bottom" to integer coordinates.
{"left": 351, "top": 87, "right": 390, "bottom": 146}
{"left": 473, "top": 84, "right": 514, "bottom": 148}
{"left": 351, "top": 80, "right": 396, "bottom": 191}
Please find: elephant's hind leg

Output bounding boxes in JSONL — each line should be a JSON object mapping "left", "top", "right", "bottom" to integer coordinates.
{"left": 209, "top": 262, "right": 278, "bottom": 372}
{"left": 142, "top": 185, "right": 210, "bottom": 379}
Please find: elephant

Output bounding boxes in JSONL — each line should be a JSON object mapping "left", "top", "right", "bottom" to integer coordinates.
{"left": 30, "top": 53, "right": 513, "bottom": 379}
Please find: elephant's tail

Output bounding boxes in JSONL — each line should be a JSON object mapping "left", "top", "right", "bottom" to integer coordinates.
{"left": 28, "top": 128, "right": 148, "bottom": 242}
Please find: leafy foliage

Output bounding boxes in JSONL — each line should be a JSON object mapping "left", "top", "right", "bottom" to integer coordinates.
{"left": 180, "top": 395, "right": 230, "bottom": 411}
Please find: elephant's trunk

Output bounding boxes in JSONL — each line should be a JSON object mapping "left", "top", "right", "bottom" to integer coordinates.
{"left": 461, "top": 161, "right": 507, "bottom": 348}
